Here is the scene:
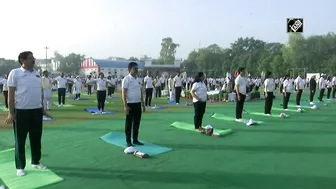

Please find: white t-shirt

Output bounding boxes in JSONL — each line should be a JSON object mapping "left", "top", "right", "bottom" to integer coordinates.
{"left": 191, "top": 82, "right": 207, "bottom": 102}
{"left": 122, "top": 74, "right": 142, "bottom": 103}
{"left": 319, "top": 77, "right": 326, "bottom": 89}
{"left": 155, "top": 78, "right": 161, "bottom": 87}
{"left": 174, "top": 76, "right": 182, "bottom": 87}
{"left": 96, "top": 78, "right": 107, "bottom": 91}
{"left": 0, "top": 78, "right": 8, "bottom": 91}
{"left": 264, "top": 78, "right": 275, "bottom": 92}
{"left": 7, "top": 67, "right": 42, "bottom": 109}
{"left": 332, "top": 77, "right": 336, "bottom": 86}
{"left": 235, "top": 75, "right": 247, "bottom": 95}
{"left": 295, "top": 76, "right": 304, "bottom": 89}
{"left": 283, "top": 79, "right": 293, "bottom": 93}
{"left": 144, "top": 76, "right": 154, "bottom": 89}
{"left": 55, "top": 76, "right": 67, "bottom": 88}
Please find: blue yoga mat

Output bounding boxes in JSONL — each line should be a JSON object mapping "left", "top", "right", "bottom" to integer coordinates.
{"left": 84, "top": 108, "right": 115, "bottom": 114}
{"left": 149, "top": 106, "right": 167, "bottom": 110}
{"left": 168, "top": 100, "right": 176, "bottom": 104}
{"left": 100, "top": 132, "right": 172, "bottom": 156}
{"left": 43, "top": 116, "right": 53, "bottom": 121}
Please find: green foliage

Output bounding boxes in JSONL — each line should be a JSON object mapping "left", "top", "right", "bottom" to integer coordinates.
{"left": 159, "top": 37, "right": 179, "bottom": 65}
{"left": 54, "top": 51, "right": 85, "bottom": 74}
{"left": 182, "top": 34, "right": 336, "bottom": 77}
{"left": 0, "top": 58, "right": 18, "bottom": 75}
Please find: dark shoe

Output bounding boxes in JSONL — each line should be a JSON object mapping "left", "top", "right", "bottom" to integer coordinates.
{"left": 127, "top": 142, "right": 133, "bottom": 147}
{"left": 133, "top": 141, "right": 144, "bottom": 145}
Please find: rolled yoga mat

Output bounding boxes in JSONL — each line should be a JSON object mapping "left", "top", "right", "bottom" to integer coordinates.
{"left": 170, "top": 121, "right": 233, "bottom": 135}
{"left": 0, "top": 148, "right": 63, "bottom": 189}
{"left": 100, "top": 132, "right": 172, "bottom": 156}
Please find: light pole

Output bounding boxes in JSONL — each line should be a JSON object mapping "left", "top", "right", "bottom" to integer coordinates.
{"left": 44, "top": 47, "right": 49, "bottom": 71}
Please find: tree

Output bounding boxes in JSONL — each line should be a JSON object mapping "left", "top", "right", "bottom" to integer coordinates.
{"left": 0, "top": 58, "right": 18, "bottom": 75}
{"left": 159, "top": 37, "right": 179, "bottom": 65}
{"left": 54, "top": 52, "right": 85, "bottom": 74}
{"left": 128, "top": 56, "right": 139, "bottom": 61}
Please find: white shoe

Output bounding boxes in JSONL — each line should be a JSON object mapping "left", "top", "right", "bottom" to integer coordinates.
{"left": 309, "top": 102, "right": 314, "bottom": 105}
{"left": 284, "top": 109, "right": 289, "bottom": 111}
{"left": 16, "top": 169, "right": 25, "bottom": 176}
{"left": 297, "top": 105, "right": 301, "bottom": 108}
{"left": 235, "top": 119, "right": 243, "bottom": 122}
{"left": 0, "top": 185, "right": 5, "bottom": 189}
{"left": 176, "top": 103, "right": 179, "bottom": 105}
{"left": 32, "top": 163, "right": 47, "bottom": 170}
{"left": 265, "top": 114, "right": 271, "bottom": 116}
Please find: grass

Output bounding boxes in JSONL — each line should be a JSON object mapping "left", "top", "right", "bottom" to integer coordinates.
{"left": 0, "top": 90, "right": 335, "bottom": 189}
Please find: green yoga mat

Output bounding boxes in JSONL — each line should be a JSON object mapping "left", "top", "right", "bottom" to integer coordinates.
{"left": 52, "top": 102, "right": 75, "bottom": 107}
{"left": 170, "top": 121, "right": 233, "bottom": 135}
{"left": 211, "top": 113, "right": 264, "bottom": 124}
{"left": 0, "top": 148, "right": 63, "bottom": 189}
{"left": 100, "top": 132, "right": 172, "bottom": 156}
{"left": 243, "top": 111, "right": 279, "bottom": 118}
{"left": 0, "top": 106, "right": 8, "bottom": 112}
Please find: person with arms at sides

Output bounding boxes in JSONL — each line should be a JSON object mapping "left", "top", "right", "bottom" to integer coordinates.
{"left": 234, "top": 67, "right": 247, "bottom": 122}
{"left": 74, "top": 76, "right": 82, "bottom": 100}
{"left": 154, "top": 76, "right": 162, "bottom": 98}
{"left": 144, "top": 71, "right": 154, "bottom": 107}
{"left": 106, "top": 76, "right": 113, "bottom": 98}
{"left": 86, "top": 75, "right": 93, "bottom": 95}
{"left": 122, "top": 62, "right": 146, "bottom": 147}
{"left": 309, "top": 75, "right": 317, "bottom": 105}
{"left": 295, "top": 73, "right": 304, "bottom": 107}
{"left": 332, "top": 75, "right": 336, "bottom": 99}
{"left": 318, "top": 74, "right": 326, "bottom": 102}
{"left": 282, "top": 74, "right": 293, "bottom": 110}
{"left": 191, "top": 72, "right": 207, "bottom": 131}
{"left": 5, "top": 51, "right": 51, "bottom": 176}
{"left": 54, "top": 73, "right": 72, "bottom": 107}
{"left": 326, "top": 76, "right": 332, "bottom": 100}
{"left": 42, "top": 71, "right": 53, "bottom": 110}
{"left": 86, "top": 73, "right": 112, "bottom": 114}
{"left": 174, "top": 72, "right": 182, "bottom": 104}
{"left": 264, "top": 71, "right": 275, "bottom": 116}
{"left": 168, "top": 75, "right": 175, "bottom": 101}
{"left": 0, "top": 74, "right": 9, "bottom": 110}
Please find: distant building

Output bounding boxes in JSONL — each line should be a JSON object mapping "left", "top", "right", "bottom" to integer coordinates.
{"left": 35, "top": 59, "right": 60, "bottom": 72}
{"left": 80, "top": 58, "right": 145, "bottom": 78}
{"left": 143, "top": 59, "right": 182, "bottom": 77}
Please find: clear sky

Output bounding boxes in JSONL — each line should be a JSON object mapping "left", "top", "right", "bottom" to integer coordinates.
{"left": 0, "top": 0, "right": 335, "bottom": 60}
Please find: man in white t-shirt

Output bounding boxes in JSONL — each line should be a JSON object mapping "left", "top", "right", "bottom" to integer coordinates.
{"left": 55, "top": 73, "right": 72, "bottom": 107}
{"left": 121, "top": 62, "right": 145, "bottom": 147}
{"left": 318, "top": 74, "right": 326, "bottom": 102}
{"left": 332, "top": 75, "right": 336, "bottom": 99}
{"left": 295, "top": 74, "right": 304, "bottom": 107}
{"left": 173, "top": 72, "right": 182, "bottom": 104}
{"left": 143, "top": 71, "right": 154, "bottom": 107}
{"left": 234, "top": 67, "right": 247, "bottom": 122}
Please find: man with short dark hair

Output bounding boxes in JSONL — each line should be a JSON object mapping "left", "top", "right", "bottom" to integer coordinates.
{"left": 234, "top": 67, "right": 247, "bottom": 122}
{"left": 122, "top": 62, "right": 146, "bottom": 147}
{"left": 5, "top": 51, "right": 51, "bottom": 176}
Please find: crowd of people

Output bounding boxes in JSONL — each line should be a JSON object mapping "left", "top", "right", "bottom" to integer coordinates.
{"left": 0, "top": 51, "right": 336, "bottom": 180}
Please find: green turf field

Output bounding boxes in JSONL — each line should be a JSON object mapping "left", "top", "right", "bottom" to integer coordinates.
{"left": 0, "top": 91, "right": 335, "bottom": 189}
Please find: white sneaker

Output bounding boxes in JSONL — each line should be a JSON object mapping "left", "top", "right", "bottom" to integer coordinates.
{"left": 16, "top": 169, "right": 25, "bottom": 176}
{"left": 32, "top": 163, "right": 47, "bottom": 170}
{"left": 297, "top": 105, "right": 301, "bottom": 108}
{"left": 265, "top": 114, "right": 271, "bottom": 116}
{"left": 176, "top": 103, "right": 179, "bottom": 105}
{"left": 309, "top": 102, "right": 314, "bottom": 105}
{"left": 235, "top": 119, "right": 243, "bottom": 122}
{"left": 284, "top": 109, "right": 289, "bottom": 111}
